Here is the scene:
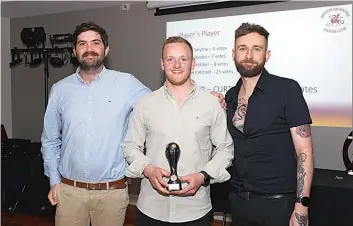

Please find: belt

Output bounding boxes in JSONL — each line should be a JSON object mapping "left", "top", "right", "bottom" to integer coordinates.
{"left": 61, "top": 177, "right": 127, "bottom": 190}
{"left": 233, "top": 187, "right": 295, "bottom": 200}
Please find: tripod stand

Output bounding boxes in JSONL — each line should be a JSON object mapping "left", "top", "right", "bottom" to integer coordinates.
{"left": 10, "top": 47, "right": 74, "bottom": 108}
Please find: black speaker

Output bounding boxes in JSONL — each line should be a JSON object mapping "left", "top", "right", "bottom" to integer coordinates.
{"left": 1, "top": 139, "right": 32, "bottom": 213}
{"left": 16, "top": 142, "right": 54, "bottom": 216}
{"left": 16, "top": 155, "right": 54, "bottom": 215}
{"left": 1, "top": 140, "right": 54, "bottom": 216}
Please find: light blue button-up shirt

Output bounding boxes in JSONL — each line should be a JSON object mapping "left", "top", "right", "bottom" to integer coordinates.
{"left": 41, "top": 66, "right": 151, "bottom": 186}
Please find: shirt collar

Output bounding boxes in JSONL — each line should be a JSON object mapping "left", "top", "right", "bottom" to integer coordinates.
{"left": 75, "top": 65, "right": 107, "bottom": 84}
{"left": 254, "top": 68, "right": 270, "bottom": 91}
{"left": 227, "top": 68, "right": 271, "bottom": 104}
{"left": 234, "top": 68, "right": 270, "bottom": 93}
{"left": 163, "top": 79, "right": 198, "bottom": 100}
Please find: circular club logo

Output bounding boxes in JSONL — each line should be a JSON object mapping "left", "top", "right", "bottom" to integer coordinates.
{"left": 321, "top": 7, "right": 350, "bottom": 33}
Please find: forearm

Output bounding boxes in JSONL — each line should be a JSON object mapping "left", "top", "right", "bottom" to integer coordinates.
{"left": 123, "top": 144, "right": 151, "bottom": 178}
{"left": 207, "top": 108, "right": 234, "bottom": 183}
{"left": 47, "top": 168, "right": 61, "bottom": 187}
{"left": 296, "top": 148, "right": 314, "bottom": 197}
{"left": 41, "top": 125, "right": 62, "bottom": 187}
{"left": 293, "top": 147, "right": 313, "bottom": 226}
{"left": 41, "top": 145, "right": 61, "bottom": 187}
{"left": 203, "top": 146, "right": 233, "bottom": 183}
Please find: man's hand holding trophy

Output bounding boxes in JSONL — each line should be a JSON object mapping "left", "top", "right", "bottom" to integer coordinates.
{"left": 143, "top": 142, "right": 207, "bottom": 196}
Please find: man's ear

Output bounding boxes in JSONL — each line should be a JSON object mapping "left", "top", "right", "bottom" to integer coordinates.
{"left": 191, "top": 58, "right": 195, "bottom": 70}
{"left": 104, "top": 46, "right": 110, "bottom": 57}
{"left": 161, "top": 58, "right": 165, "bottom": 71}
{"left": 265, "top": 50, "right": 271, "bottom": 62}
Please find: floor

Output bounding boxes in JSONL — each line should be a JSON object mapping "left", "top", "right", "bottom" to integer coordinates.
{"left": 1, "top": 205, "right": 230, "bottom": 226}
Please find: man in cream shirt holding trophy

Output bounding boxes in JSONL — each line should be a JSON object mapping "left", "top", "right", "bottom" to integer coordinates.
{"left": 123, "top": 36, "right": 234, "bottom": 226}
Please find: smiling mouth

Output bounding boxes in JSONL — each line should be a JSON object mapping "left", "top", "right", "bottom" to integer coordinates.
{"left": 243, "top": 63, "right": 257, "bottom": 68}
{"left": 84, "top": 55, "right": 98, "bottom": 60}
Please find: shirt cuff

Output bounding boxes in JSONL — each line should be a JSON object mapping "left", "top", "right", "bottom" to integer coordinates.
{"left": 203, "top": 166, "right": 231, "bottom": 184}
{"left": 49, "top": 171, "right": 61, "bottom": 187}
{"left": 125, "top": 156, "right": 152, "bottom": 178}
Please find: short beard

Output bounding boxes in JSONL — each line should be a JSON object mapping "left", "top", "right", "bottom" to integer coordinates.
{"left": 78, "top": 51, "right": 105, "bottom": 71}
{"left": 80, "top": 59, "right": 104, "bottom": 71}
{"left": 235, "top": 58, "right": 265, "bottom": 78}
{"left": 166, "top": 71, "right": 191, "bottom": 86}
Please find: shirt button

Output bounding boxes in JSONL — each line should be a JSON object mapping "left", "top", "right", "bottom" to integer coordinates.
{"left": 88, "top": 101, "right": 92, "bottom": 104}
{"left": 88, "top": 118, "right": 92, "bottom": 120}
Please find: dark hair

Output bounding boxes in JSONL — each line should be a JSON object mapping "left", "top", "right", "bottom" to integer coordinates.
{"left": 162, "top": 36, "right": 193, "bottom": 58}
{"left": 235, "top": 23, "right": 270, "bottom": 47}
{"left": 72, "top": 21, "right": 108, "bottom": 48}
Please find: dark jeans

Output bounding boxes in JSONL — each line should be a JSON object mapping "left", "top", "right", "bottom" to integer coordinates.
{"left": 136, "top": 209, "right": 212, "bottom": 226}
{"left": 229, "top": 191, "right": 296, "bottom": 226}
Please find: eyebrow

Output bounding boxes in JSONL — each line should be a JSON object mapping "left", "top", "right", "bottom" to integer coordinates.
{"left": 77, "top": 39, "right": 102, "bottom": 43}
{"left": 92, "top": 39, "right": 102, "bottom": 42}
{"left": 165, "top": 55, "right": 189, "bottom": 58}
{"left": 237, "top": 44, "right": 264, "bottom": 49}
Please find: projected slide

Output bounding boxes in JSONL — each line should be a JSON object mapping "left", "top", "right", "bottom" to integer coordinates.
{"left": 167, "top": 4, "right": 352, "bottom": 128}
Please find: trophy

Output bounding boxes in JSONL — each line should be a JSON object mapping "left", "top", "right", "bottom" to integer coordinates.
{"left": 165, "top": 142, "right": 182, "bottom": 191}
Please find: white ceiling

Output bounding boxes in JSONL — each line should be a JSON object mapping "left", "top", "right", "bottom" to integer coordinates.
{"left": 1, "top": 1, "right": 143, "bottom": 19}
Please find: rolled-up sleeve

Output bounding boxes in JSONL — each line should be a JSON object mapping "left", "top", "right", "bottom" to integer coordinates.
{"left": 41, "top": 84, "right": 62, "bottom": 187}
{"left": 202, "top": 107, "right": 234, "bottom": 184}
{"left": 123, "top": 103, "right": 152, "bottom": 178}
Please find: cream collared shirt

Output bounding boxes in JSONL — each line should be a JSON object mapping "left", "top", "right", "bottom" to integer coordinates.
{"left": 122, "top": 84, "right": 234, "bottom": 223}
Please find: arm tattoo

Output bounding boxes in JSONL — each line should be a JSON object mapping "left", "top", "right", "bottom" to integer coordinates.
{"left": 295, "top": 213, "right": 308, "bottom": 226}
{"left": 295, "top": 124, "right": 311, "bottom": 138}
{"left": 297, "top": 153, "right": 307, "bottom": 197}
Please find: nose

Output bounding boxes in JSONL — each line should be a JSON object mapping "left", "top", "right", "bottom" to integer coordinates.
{"left": 245, "top": 49, "right": 254, "bottom": 59}
{"left": 173, "top": 59, "right": 181, "bottom": 68}
{"left": 85, "top": 42, "right": 94, "bottom": 51}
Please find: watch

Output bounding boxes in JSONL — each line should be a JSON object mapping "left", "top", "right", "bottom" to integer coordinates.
{"left": 296, "top": 196, "right": 311, "bottom": 207}
{"left": 199, "top": 171, "right": 211, "bottom": 186}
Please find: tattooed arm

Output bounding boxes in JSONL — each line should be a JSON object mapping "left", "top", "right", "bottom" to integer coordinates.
{"left": 289, "top": 124, "right": 314, "bottom": 226}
